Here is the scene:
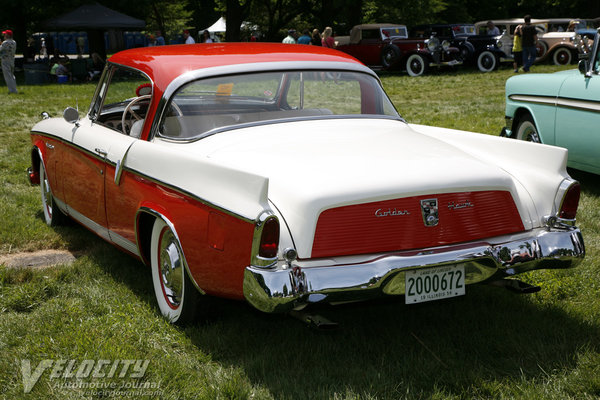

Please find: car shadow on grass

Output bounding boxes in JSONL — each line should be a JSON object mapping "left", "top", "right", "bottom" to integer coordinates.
{"left": 178, "top": 283, "right": 599, "bottom": 399}
{"left": 54, "top": 195, "right": 599, "bottom": 399}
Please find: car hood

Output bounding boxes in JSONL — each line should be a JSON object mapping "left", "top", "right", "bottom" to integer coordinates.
{"left": 506, "top": 68, "right": 578, "bottom": 96}
{"left": 194, "top": 118, "right": 527, "bottom": 257}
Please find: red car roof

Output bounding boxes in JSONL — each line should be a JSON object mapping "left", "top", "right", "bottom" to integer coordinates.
{"left": 108, "top": 43, "right": 363, "bottom": 92}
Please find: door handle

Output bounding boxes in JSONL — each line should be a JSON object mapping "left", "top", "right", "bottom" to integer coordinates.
{"left": 94, "top": 148, "right": 108, "bottom": 157}
{"left": 45, "top": 142, "right": 54, "bottom": 150}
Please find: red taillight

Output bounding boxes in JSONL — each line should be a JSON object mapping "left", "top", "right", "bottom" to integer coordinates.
{"left": 259, "top": 217, "right": 280, "bottom": 259}
{"left": 559, "top": 182, "right": 580, "bottom": 220}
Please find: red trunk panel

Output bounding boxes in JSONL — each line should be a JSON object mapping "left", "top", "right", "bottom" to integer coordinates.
{"left": 312, "top": 191, "right": 524, "bottom": 258}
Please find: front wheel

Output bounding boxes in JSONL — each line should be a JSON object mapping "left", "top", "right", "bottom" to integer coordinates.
{"left": 552, "top": 48, "right": 572, "bottom": 65}
{"left": 40, "top": 160, "right": 66, "bottom": 226}
{"left": 515, "top": 115, "right": 541, "bottom": 143}
{"left": 406, "top": 54, "right": 429, "bottom": 77}
{"left": 477, "top": 51, "right": 497, "bottom": 72}
{"left": 150, "top": 218, "right": 199, "bottom": 324}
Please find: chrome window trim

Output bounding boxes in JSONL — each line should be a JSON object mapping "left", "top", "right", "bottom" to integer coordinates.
{"left": 89, "top": 62, "right": 155, "bottom": 126}
{"left": 148, "top": 61, "right": 387, "bottom": 141}
{"left": 154, "top": 114, "right": 406, "bottom": 144}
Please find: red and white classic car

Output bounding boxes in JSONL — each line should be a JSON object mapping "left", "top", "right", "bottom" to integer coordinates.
{"left": 29, "top": 43, "right": 584, "bottom": 324}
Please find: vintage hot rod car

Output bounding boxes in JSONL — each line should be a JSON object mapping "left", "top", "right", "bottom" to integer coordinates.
{"left": 29, "top": 43, "right": 584, "bottom": 324}
{"left": 502, "top": 29, "right": 600, "bottom": 175}
{"left": 335, "top": 23, "right": 461, "bottom": 76}
{"left": 411, "top": 24, "right": 507, "bottom": 72}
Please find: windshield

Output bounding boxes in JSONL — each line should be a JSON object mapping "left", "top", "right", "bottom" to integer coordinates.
{"left": 381, "top": 26, "right": 408, "bottom": 39}
{"left": 159, "top": 70, "right": 399, "bottom": 140}
{"left": 453, "top": 25, "right": 475, "bottom": 35}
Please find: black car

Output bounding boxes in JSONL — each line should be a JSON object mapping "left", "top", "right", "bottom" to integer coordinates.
{"left": 411, "top": 24, "right": 508, "bottom": 72}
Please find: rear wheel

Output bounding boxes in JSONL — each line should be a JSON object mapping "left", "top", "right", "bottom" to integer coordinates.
{"left": 406, "top": 54, "right": 428, "bottom": 77}
{"left": 381, "top": 45, "right": 401, "bottom": 69}
{"left": 477, "top": 51, "right": 497, "bottom": 72}
{"left": 515, "top": 115, "right": 541, "bottom": 143}
{"left": 150, "top": 218, "right": 200, "bottom": 324}
{"left": 552, "top": 48, "right": 572, "bottom": 65}
{"left": 40, "top": 160, "right": 66, "bottom": 226}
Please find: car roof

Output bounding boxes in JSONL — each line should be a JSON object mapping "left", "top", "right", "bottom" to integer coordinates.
{"left": 108, "top": 43, "right": 363, "bottom": 92}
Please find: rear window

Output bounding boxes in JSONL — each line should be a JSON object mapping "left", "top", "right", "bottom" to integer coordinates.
{"left": 159, "top": 70, "right": 399, "bottom": 140}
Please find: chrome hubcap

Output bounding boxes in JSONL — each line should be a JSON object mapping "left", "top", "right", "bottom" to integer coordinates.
{"left": 158, "top": 229, "right": 183, "bottom": 307}
{"left": 42, "top": 172, "right": 53, "bottom": 217}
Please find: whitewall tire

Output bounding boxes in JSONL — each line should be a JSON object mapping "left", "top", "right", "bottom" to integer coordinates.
{"left": 40, "top": 160, "right": 66, "bottom": 226}
{"left": 406, "top": 54, "right": 428, "bottom": 77}
{"left": 477, "top": 51, "right": 497, "bottom": 72}
{"left": 150, "top": 218, "right": 199, "bottom": 324}
{"left": 515, "top": 115, "right": 541, "bottom": 143}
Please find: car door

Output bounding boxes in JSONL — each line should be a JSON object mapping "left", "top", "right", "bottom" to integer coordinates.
{"left": 62, "top": 64, "right": 152, "bottom": 247}
{"left": 554, "top": 55, "right": 600, "bottom": 172}
{"left": 62, "top": 119, "right": 138, "bottom": 242}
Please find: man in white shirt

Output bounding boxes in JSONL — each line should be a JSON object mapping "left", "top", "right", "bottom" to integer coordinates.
{"left": 183, "top": 30, "right": 195, "bottom": 44}
{"left": 0, "top": 29, "right": 17, "bottom": 94}
{"left": 282, "top": 29, "right": 297, "bottom": 44}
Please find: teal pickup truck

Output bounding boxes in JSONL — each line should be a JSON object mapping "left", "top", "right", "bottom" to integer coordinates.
{"left": 502, "top": 29, "right": 599, "bottom": 175}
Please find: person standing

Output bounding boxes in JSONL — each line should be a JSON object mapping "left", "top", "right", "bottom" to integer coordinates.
{"left": 322, "top": 27, "right": 335, "bottom": 48}
{"left": 155, "top": 31, "right": 165, "bottom": 46}
{"left": 297, "top": 29, "right": 311, "bottom": 44}
{"left": 521, "top": 15, "right": 538, "bottom": 72}
{"left": 282, "top": 29, "right": 297, "bottom": 44}
{"left": 512, "top": 25, "right": 523, "bottom": 73}
{"left": 0, "top": 29, "right": 17, "bottom": 94}
{"left": 201, "top": 30, "right": 213, "bottom": 43}
{"left": 310, "top": 29, "right": 322, "bottom": 46}
{"left": 183, "top": 30, "right": 195, "bottom": 44}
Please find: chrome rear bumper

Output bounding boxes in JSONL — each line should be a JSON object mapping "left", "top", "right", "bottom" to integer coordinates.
{"left": 243, "top": 227, "right": 584, "bottom": 313}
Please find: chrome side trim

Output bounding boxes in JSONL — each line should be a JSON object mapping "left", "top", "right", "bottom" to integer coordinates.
{"left": 135, "top": 207, "right": 205, "bottom": 295}
{"left": 509, "top": 94, "right": 600, "bottom": 113}
{"left": 30, "top": 131, "right": 254, "bottom": 224}
{"left": 109, "top": 231, "right": 140, "bottom": 257}
{"left": 66, "top": 203, "right": 140, "bottom": 257}
{"left": 67, "top": 206, "right": 112, "bottom": 243}
{"left": 243, "top": 227, "right": 585, "bottom": 313}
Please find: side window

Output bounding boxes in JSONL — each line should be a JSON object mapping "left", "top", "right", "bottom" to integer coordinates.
{"left": 93, "top": 66, "right": 152, "bottom": 136}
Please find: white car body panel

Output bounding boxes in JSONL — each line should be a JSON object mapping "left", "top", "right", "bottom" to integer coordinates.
{"left": 148, "top": 118, "right": 564, "bottom": 258}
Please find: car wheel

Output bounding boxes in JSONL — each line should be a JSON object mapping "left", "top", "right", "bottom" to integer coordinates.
{"left": 150, "top": 218, "right": 199, "bottom": 324}
{"left": 536, "top": 41, "right": 548, "bottom": 59}
{"left": 381, "top": 45, "right": 401, "bottom": 69}
{"left": 477, "top": 51, "right": 497, "bottom": 72}
{"left": 458, "top": 44, "right": 473, "bottom": 63}
{"left": 406, "top": 54, "right": 428, "bottom": 77}
{"left": 552, "top": 48, "right": 572, "bottom": 65}
{"left": 515, "top": 115, "right": 541, "bottom": 143}
{"left": 40, "top": 160, "right": 66, "bottom": 226}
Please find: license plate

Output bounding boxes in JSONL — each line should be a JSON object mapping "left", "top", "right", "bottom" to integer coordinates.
{"left": 405, "top": 265, "right": 465, "bottom": 304}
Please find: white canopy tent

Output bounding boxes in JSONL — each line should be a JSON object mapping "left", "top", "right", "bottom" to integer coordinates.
{"left": 202, "top": 17, "right": 226, "bottom": 33}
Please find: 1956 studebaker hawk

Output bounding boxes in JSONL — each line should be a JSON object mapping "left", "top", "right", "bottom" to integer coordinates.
{"left": 29, "top": 43, "right": 584, "bottom": 324}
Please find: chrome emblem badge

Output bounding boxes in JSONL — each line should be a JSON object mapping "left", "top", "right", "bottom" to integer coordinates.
{"left": 420, "top": 198, "right": 439, "bottom": 227}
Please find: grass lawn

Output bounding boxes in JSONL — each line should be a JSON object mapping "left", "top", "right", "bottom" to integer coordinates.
{"left": 1, "top": 63, "right": 599, "bottom": 399}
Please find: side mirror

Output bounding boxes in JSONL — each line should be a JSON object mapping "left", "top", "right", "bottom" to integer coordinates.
{"left": 63, "top": 107, "right": 80, "bottom": 124}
